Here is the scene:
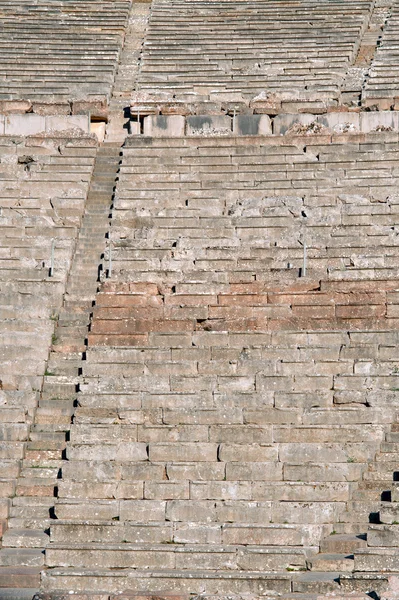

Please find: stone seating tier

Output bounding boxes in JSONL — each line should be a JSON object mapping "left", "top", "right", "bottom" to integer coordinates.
{"left": 40, "top": 133, "right": 399, "bottom": 595}
{"left": 0, "top": 0, "right": 131, "bottom": 105}
{"left": 363, "top": 1, "right": 399, "bottom": 108}
{"left": 138, "top": 0, "right": 374, "bottom": 106}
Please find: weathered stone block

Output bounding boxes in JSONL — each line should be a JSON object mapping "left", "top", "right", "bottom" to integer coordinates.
{"left": 46, "top": 116, "right": 90, "bottom": 133}
{"left": 186, "top": 115, "right": 231, "bottom": 136}
{"left": 233, "top": 115, "right": 272, "bottom": 136}
{"left": 5, "top": 115, "right": 46, "bottom": 136}
{"left": 143, "top": 115, "right": 185, "bottom": 137}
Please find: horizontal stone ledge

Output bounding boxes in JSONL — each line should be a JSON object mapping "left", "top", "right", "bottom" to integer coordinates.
{"left": 131, "top": 112, "right": 399, "bottom": 139}
{"left": 1, "top": 114, "right": 90, "bottom": 136}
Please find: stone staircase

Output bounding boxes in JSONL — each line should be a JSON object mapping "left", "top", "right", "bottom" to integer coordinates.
{"left": 106, "top": 1, "right": 151, "bottom": 143}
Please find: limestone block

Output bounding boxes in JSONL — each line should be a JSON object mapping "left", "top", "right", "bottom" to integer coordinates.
{"left": 355, "top": 548, "right": 399, "bottom": 572}
{"left": 218, "top": 444, "right": 277, "bottom": 462}
{"left": 186, "top": 115, "right": 231, "bottom": 136}
{"left": 360, "top": 112, "right": 399, "bottom": 133}
{"left": 129, "top": 121, "right": 141, "bottom": 135}
{"left": 90, "top": 122, "right": 106, "bottom": 142}
{"left": 149, "top": 443, "right": 217, "bottom": 462}
{"left": 32, "top": 102, "right": 71, "bottom": 116}
{"left": 55, "top": 500, "right": 119, "bottom": 521}
{"left": 0, "top": 100, "right": 32, "bottom": 114}
{"left": 273, "top": 114, "right": 316, "bottom": 135}
{"left": 233, "top": 115, "right": 272, "bottom": 136}
{"left": 173, "top": 522, "right": 221, "bottom": 544}
{"left": 225, "top": 462, "right": 283, "bottom": 481}
{"left": 5, "top": 115, "right": 46, "bottom": 136}
{"left": 367, "top": 525, "right": 399, "bottom": 547}
{"left": 144, "top": 481, "right": 189, "bottom": 500}
{"left": 166, "top": 462, "right": 225, "bottom": 480}
{"left": 271, "top": 501, "right": 342, "bottom": 524}
{"left": 143, "top": 115, "right": 185, "bottom": 137}
{"left": 46, "top": 116, "right": 90, "bottom": 133}
{"left": 379, "top": 503, "right": 399, "bottom": 524}
{"left": 318, "top": 113, "right": 360, "bottom": 133}
{"left": 391, "top": 484, "right": 399, "bottom": 502}
{"left": 238, "top": 547, "right": 307, "bottom": 571}
{"left": 0, "top": 115, "right": 5, "bottom": 134}
{"left": 72, "top": 98, "right": 108, "bottom": 119}
{"left": 216, "top": 501, "right": 271, "bottom": 524}
{"left": 222, "top": 523, "right": 303, "bottom": 546}
{"left": 166, "top": 500, "right": 218, "bottom": 522}
{"left": 120, "top": 500, "right": 166, "bottom": 522}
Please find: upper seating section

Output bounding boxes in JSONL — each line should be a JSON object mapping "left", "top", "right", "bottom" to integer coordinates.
{"left": 363, "top": 0, "right": 399, "bottom": 108}
{"left": 0, "top": 0, "right": 131, "bottom": 105}
{"left": 138, "top": 0, "right": 374, "bottom": 106}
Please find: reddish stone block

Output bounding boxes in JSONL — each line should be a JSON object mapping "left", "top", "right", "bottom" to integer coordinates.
{"left": 218, "top": 294, "right": 269, "bottom": 306}
{"left": 164, "top": 294, "right": 217, "bottom": 306}
{"left": 291, "top": 305, "right": 335, "bottom": 319}
{"left": 335, "top": 304, "right": 386, "bottom": 319}
{"left": 96, "top": 294, "right": 163, "bottom": 307}
{"left": 93, "top": 307, "right": 164, "bottom": 320}
{"left": 88, "top": 334, "right": 148, "bottom": 347}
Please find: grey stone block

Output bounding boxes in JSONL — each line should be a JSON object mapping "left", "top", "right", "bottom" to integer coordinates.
{"left": 186, "top": 115, "right": 231, "bottom": 136}
{"left": 45, "top": 116, "right": 90, "bottom": 133}
{"left": 5, "top": 115, "right": 46, "bottom": 136}
{"left": 143, "top": 115, "right": 185, "bottom": 137}
{"left": 233, "top": 114, "right": 271, "bottom": 135}
{"left": 273, "top": 113, "right": 316, "bottom": 135}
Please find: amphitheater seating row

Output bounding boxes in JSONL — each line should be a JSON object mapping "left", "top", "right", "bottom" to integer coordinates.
{"left": 0, "top": 0, "right": 131, "bottom": 103}
{"left": 139, "top": 0, "right": 374, "bottom": 105}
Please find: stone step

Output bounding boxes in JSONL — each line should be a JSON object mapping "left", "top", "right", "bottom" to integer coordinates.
{"left": 41, "top": 568, "right": 293, "bottom": 595}
{"left": 45, "top": 543, "right": 310, "bottom": 571}
{"left": 0, "top": 589, "right": 40, "bottom": 600}
{"left": 0, "top": 566, "right": 41, "bottom": 589}
{"left": 367, "top": 524, "right": 399, "bottom": 547}
{"left": 9, "top": 502, "right": 53, "bottom": 520}
{"left": 340, "top": 572, "right": 399, "bottom": 594}
{"left": 320, "top": 534, "right": 367, "bottom": 554}
{"left": 1, "top": 528, "right": 49, "bottom": 549}
{"left": 292, "top": 572, "right": 341, "bottom": 594}
{"left": 307, "top": 553, "right": 354, "bottom": 572}
{"left": 6, "top": 517, "right": 51, "bottom": 530}
{"left": 15, "top": 477, "right": 56, "bottom": 497}
{"left": 19, "top": 467, "right": 59, "bottom": 480}
{"left": 379, "top": 502, "right": 399, "bottom": 524}
{"left": 0, "top": 548, "right": 44, "bottom": 567}
{"left": 354, "top": 548, "right": 399, "bottom": 572}
{"left": 49, "top": 520, "right": 323, "bottom": 548}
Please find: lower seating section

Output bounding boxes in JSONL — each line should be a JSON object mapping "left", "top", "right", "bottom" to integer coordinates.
{"left": 363, "top": 0, "right": 399, "bottom": 108}
{"left": 0, "top": 134, "right": 96, "bottom": 540}
{"left": 0, "top": 0, "right": 131, "bottom": 104}
{"left": 139, "top": 0, "right": 373, "bottom": 105}
{"left": 43, "top": 132, "right": 399, "bottom": 595}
